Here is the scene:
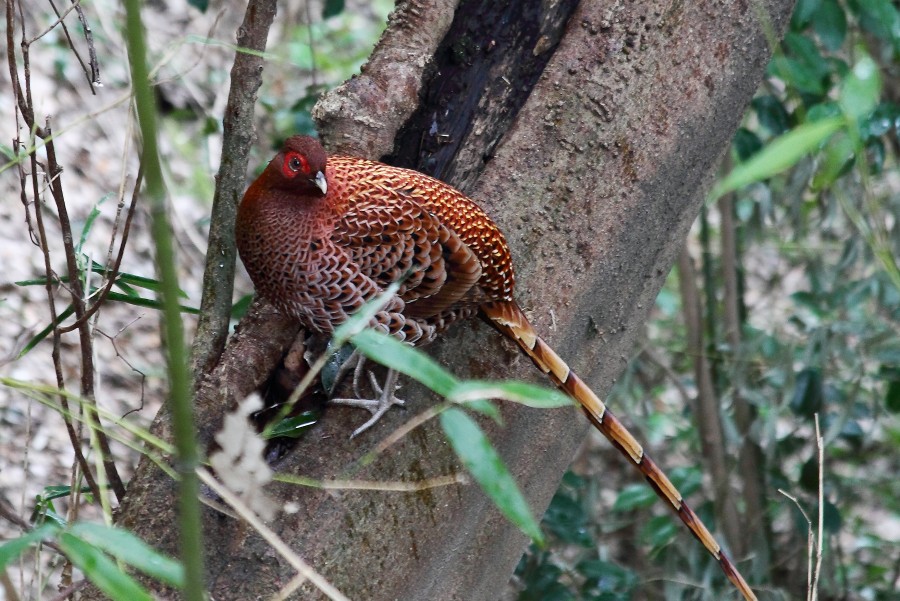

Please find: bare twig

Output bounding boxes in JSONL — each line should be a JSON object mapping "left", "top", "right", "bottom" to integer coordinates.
{"left": 7, "top": 0, "right": 124, "bottom": 505}
{"left": 57, "top": 166, "right": 142, "bottom": 334}
{"left": 95, "top": 318, "right": 148, "bottom": 418}
{"left": 45, "top": 0, "right": 99, "bottom": 91}
{"left": 46, "top": 579, "right": 88, "bottom": 601}
{"left": 778, "top": 488, "right": 814, "bottom": 601}
{"left": 677, "top": 246, "right": 743, "bottom": 553}
{"left": 273, "top": 473, "right": 468, "bottom": 491}
{"left": 719, "top": 187, "right": 771, "bottom": 570}
{"left": 0, "top": 569, "right": 22, "bottom": 601}
{"left": 0, "top": 494, "right": 64, "bottom": 554}
{"left": 197, "top": 468, "right": 350, "bottom": 601}
{"left": 190, "top": 0, "right": 279, "bottom": 382}
{"left": 812, "top": 414, "right": 824, "bottom": 600}
{"left": 27, "top": 1, "right": 77, "bottom": 44}
{"left": 24, "top": 141, "right": 100, "bottom": 501}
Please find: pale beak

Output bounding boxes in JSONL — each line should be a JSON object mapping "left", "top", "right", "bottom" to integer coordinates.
{"left": 312, "top": 171, "right": 327, "bottom": 195}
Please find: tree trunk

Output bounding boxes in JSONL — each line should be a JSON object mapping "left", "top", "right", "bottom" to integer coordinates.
{"left": 107, "top": 0, "right": 795, "bottom": 599}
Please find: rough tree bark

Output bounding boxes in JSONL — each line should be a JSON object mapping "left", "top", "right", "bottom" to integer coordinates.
{"left": 107, "top": 0, "right": 794, "bottom": 599}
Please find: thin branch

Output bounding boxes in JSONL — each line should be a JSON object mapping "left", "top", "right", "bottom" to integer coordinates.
{"left": 677, "top": 246, "right": 744, "bottom": 554}
{"left": 27, "top": 0, "right": 77, "bottom": 44}
{"left": 46, "top": 580, "right": 88, "bottom": 601}
{"left": 719, "top": 187, "right": 771, "bottom": 570}
{"left": 273, "top": 473, "right": 468, "bottom": 491}
{"left": 57, "top": 166, "right": 142, "bottom": 334}
{"left": 42, "top": 120, "right": 126, "bottom": 501}
{"left": 812, "top": 414, "right": 823, "bottom": 600}
{"left": 190, "top": 0, "right": 279, "bottom": 381}
{"left": 45, "top": 0, "right": 99, "bottom": 91}
{"left": 26, "top": 143, "right": 101, "bottom": 502}
{"left": 0, "top": 494, "right": 64, "bottom": 554}
{"left": 8, "top": 0, "right": 124, "bottom": 507}
{"left": 197, "top": 469, "right": 350, "bottom": 601}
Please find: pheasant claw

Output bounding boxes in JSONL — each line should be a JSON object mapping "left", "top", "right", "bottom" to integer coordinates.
{"left": 330, "top": 368, "right": 404, "bottom": 437}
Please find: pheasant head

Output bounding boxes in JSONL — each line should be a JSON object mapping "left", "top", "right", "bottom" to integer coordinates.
{"left": 263, "top": 135, "right": 328, "bottom": 195}
{"left": 235, "top": 136, "right": 351, "bottom": 329}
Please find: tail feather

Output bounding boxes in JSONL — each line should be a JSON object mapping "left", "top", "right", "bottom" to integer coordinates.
{"left": 482, "top": 300, "right": 757, "bottom": 601}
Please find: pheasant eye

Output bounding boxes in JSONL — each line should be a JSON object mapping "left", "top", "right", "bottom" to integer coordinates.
{"left": 282, "top": 153, "right": 310, "bottom": 178}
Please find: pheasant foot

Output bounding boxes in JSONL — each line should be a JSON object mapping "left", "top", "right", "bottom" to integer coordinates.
{"left": 330, "top": 367, "right": 405, "bottom": 437}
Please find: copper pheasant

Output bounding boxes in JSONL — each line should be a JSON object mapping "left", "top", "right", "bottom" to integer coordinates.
{"left": 235, "top": 135, "right": 757, "bottom": 601}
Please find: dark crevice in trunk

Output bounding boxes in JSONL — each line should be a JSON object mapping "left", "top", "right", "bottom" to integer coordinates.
{"left": 386, "top": 0, "right": 581, "bottom": 192}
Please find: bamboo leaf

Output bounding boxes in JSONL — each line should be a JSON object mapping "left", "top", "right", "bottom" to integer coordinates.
{"left": 448, "top": 380, "right": 570, "bottom": 408}
{"left": 712, "top": 117, "right": 843, "bottom": 200}
{"left": 0, "top": 524, "right": 58, "bottom": 570}
{"left": 350, "top": 328, "right": 459, "bottom": 397}
{"left": 439, "top": 407, "right": 544, "bottom": 544}
{"left": 16, "top": 305, "right": 76, "bottom": 359}
{"left": 105, "top": 291, "right": 199, "bottom": 314}
{"left": 59, "top": 532, "right": 154, "bottom": 601}
{"left": 68, "top": 523, "right": 185, "bottom": 588}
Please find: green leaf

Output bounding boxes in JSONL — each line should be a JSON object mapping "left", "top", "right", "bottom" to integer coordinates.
{"left": 864, "top": 103, "right": 898, "bottom": 138}
{"left": 439, "top": 407, "right": 543, "bottom": 543}
{"left": 93, "top": 261, "right": 189, "bottom": 299}
{"left": 792, "top": 0, "right": 822, "bottom": 28}
{"left": 39, "top": 485, "right": 87, "bottom": 502}
{"left": 68, "top": 523, "right": 185, "bottom": 588}
{"left": 230, "top": 293, "right": 254, "bottom": 319}
{"left": 265, "top": 411, "right": 320, "bottom": 439}
{"left": 768, "top": 55, "right": 825, "bottom": 96}
{"left": 322, "top": 0, "right": 344, "bottom": 18}
{"left": 791, "top": 367, "right": 823, "bottom": 417}
{"left": 462, "top": 398, "right": 502, "bottom": 422}
{"left": 791, "top": 290, "right": 825, "bottom": 317}
{"left": 611, "top": 483, "right": 657, "bottom": 511}
{"left": 351, "top": 328, "right": 459, "bottom": 397}
{"left": 813, "top": 0, "right": 847, "bottom": 50}
{"left": 732, "top": 128, "right": 763, "bottom": 161}
{"left": 105, "top": 291, "right": 199, "bottom": 314}
{"left": 448, "top": 380, "right": 570, "bottom": 408}
{"left": 17, "top": 304, "right": 76, "bottom": 359}
{"left": 838, "top": 418, "right": 864, "bottom": 449}
{"left": 853, "top": 0, "right": 900, "bottom": 42}
{"left": 14, "top": 277, "right": 56, "bottom": 287}
{"left": 576, "top": 558, "right": 638, "bottom": 593}
{"left": 811, "top": 131, "right": 855, "bottom": 190}
{"left": 32, "top": 502, "right": 68, "bottom": 528}
{"left": 886, "top": 379, "right": 900, "bottom": 413}
{"left": 806, "top": 101, "right": 843, "bottom": 122}
{"left": 783, "top": 32, "right": 831, "bottom": 80}
{"left": 823, "top": 499, "right": 843, "bottom": 533}
{"left": 840, "top": 55, "right": 881, "bottom": 121}
{"left": 58, "top": 532, "right": 153, "bottom": 601}
{"left": 0, "top": 524, "right": 58, "bottom": 570}
{"left": 542, "top": 491, "right": 591, "bottom": 546}
{"left": 711, "top": 117, "right": 843, "bottom": 200}
{"left": 187, "top": 0, "right": 208, "bottom": 10}
{"left": 668, "top": 466, "right": 702, "bottom": 497}
{"left": 751, "top": 95, "right": 791, "bottom": 135}
{"left": 76, "top": 195, "right": 112, "bottom": 255}
{"left": 642, "top": 514, "right": 679, "bottom": 548}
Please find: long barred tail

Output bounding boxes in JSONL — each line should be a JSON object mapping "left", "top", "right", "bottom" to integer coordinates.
{"left": 482, "top": 301, "right": 757, "bottom": 601}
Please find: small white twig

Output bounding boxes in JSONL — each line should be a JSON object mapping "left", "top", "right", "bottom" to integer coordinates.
{"left": 812, "top": 414, "right": 824, "bottom": 601}
{"left": 196, "top": 468, "right": 349, "bottom": 601}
